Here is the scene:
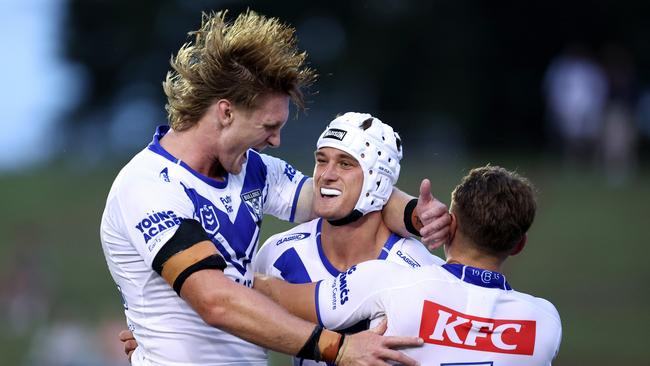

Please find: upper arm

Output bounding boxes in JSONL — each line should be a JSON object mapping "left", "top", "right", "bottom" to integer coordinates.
{"left": 292, "top": 179, "right": 315, "bottom": 223}
{"left": 259, "top": 153, "right": 311, "bottom": 222}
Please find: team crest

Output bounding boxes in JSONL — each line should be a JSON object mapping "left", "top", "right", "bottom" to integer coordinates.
{"left": 199, "top": 204, "right": 220, "bottom": 234}
{"left": 241, "top": 189, "right": 263, "bottom": 222}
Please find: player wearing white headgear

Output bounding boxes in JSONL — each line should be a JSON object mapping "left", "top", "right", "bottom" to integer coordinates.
{"left": 254, "top": 112, "right": 444, "bottom": 366}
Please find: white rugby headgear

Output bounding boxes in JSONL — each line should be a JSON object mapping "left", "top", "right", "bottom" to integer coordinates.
{"left": 317, "top": 112, "right": 403, "bottom": 217}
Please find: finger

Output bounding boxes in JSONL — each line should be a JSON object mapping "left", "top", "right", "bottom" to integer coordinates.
{"left": 418, "top": 179, "right": 433, "bottom": 204}
{"left": 420, "top": 224, "right": 451, "bottom": 241}
{"left": 118, "top": 330, "right": 135, "bottom": 342}
{"left": 124, "top": 340, "right": 138, "bottom": 355}
{"left": 418, "top": 201, "right": 448, "bottom": 222}
{"left": 377, "top": 348, "right": 421, "bottom": 366}
{"left": 382, "top": 335, "right": 424, "bottom": 348}
{"left": 419, "top": 213, "right": 451, "bottom": 237}
{"left": 369, "top": 318, "right": 388, "bottom": 335}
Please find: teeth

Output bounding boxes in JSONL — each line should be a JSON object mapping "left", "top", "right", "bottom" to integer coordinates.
{"left": 320, "top": 188, "right": 342, "bottom": 196}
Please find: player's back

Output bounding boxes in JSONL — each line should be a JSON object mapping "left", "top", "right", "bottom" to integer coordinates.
{"left": 317, "top": 261, "right": 561, "bottom": 366}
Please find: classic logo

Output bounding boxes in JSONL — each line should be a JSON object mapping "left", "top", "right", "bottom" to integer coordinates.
{"left": 396, "top": 250, "right": 421, "bottom": 268}
{"left": 135, "top": 210, "right": 181, "bottom": 244}
{"left": 275, "top": 232, "right": 311, "bottom": 246}
{"left": 241, "top": 189, "right": 262, "bottom": 221}
{"left": 419, "top": 301, "right": 536, "bottom": 355}
{"left": 323, "top": 128, "right": 347, "bottom": 141}
{"left": 199, "top": 204, "right": 220, "bottom": 234}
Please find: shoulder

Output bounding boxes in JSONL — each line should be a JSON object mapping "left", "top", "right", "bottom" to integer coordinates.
{"left": 386, "top": 236, "right": 445, "bottom": 268}
{"left": 257, "top": 220, "right": 319, "bottom": 261}
{"left": 512, "top": 290, "right": 561, "bottom": 325}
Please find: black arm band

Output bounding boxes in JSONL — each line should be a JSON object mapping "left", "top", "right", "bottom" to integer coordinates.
{"left": 152, "top": 219, "right": 211, "bottom": 275}
{"left": 172, "top": 254, "right": 227, "bottom": 295}
{"left": 404, "top": 198, "right": 420, "bottom": 236}
{"left": 297, "top": 325, "right": 324, "bottom": 362}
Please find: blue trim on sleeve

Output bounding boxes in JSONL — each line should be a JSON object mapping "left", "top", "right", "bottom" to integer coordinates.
{"left": 289, "top": 175, "right": 309, "bottom": 223}
{"left": 147, "top": 126, "right": 228, "bottom": 189}
{"left": 314, "top": 280, "right": 323, "bottom": 326}
{"left": 377, "top": 233, "right": 401, "bottom": 260}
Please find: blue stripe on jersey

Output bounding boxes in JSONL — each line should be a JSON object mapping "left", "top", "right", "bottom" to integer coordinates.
{"left": 147, "top": 125, "right": 227, "bottom": 189}
{"left": 315, "top": 219, "right": 342, "bottom": 277}
{"left": 289, "top": 175, "right": 309, "bottom": 223}
{"left": 273, "top": 248, "right": 312, "bottom": 284}
{"left": 442, "top": 263, "right": 512, "bottom": 290}
{"left": 377, "top": 233, "right": 401, "bottom": 260}
{"left": 314, "top": 280, "right": 323, "bottom": 326}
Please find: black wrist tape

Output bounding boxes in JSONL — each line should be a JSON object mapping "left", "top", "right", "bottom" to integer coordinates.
{"left": 404, "top": 198, "right": 420, "bottom": 236}
{"left": 297, "top": 325, "right": 324, "bottom": 362}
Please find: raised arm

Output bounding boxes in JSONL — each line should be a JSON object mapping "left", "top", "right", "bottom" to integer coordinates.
{"left": 383, "top": 179, "right": 451, "bottom": 249}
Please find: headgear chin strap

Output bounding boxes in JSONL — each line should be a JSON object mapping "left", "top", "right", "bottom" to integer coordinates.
{"left": 317, "top": 112, "right": 403, "bottom": 224}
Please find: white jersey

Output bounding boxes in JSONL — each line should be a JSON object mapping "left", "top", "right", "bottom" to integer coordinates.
{"left": 254, "top": 218, "right": 444, "bottom": 366}
{"left": 316, "top": 260, "right": 562, "bottom": 366}
{"left": 100, "top": 126, "right": 308, "bottom": 366}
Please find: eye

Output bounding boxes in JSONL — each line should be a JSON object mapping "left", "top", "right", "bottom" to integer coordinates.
{"left": 340, "top": 160, "right": 352, "bottom": 168}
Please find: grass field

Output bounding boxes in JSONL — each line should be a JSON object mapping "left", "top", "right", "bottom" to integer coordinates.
{"left": 0, "top": 155, "right": 648, "bottom": 365}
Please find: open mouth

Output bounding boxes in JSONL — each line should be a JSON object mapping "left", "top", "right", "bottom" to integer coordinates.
{"left": 320, "top": 187, "right": 342, "bottom": 198}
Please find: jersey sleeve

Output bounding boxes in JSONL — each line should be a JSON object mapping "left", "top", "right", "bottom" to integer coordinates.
{"left": 315, "top": 260, "right": 395, "bottom": 330}
{"left": 259, "top": 153, "right": 308, "bottom": 222}
{"left": 253, "top": 234, "right": 282, "bottom": 276}
{"left": 108, "top": 175, "right": 196, "bottom": 267}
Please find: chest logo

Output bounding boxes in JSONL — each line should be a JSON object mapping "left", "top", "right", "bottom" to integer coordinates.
{"left": 241, "top": 189, "right": 262, "bottom": 221}
{"left": 199, "top": 204, "right": 220, "bottom": 234}
{"left": 419, "top": 301, "right": 536, "bottom": 355}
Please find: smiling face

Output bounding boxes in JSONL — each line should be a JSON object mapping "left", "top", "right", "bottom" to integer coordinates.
{"left": 313, "top": 147, "right": 364, "bottom": 220}
{"left": 219, "top": 93, "right": 289, "bottom": 174}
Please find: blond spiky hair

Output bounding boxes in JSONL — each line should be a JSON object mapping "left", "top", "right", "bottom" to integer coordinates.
{"left": 163, "top": 10, "right": 317, "bottom": 131}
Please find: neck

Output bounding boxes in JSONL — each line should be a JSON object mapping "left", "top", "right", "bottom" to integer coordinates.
{"left": 445, "top": 238, "right": 505, "bottom": 273}
{"left": 160, "top": 123, "right": 226, "bottom": 179}
{"left": 320, "top": 211, "right": 391, "bottom": 272}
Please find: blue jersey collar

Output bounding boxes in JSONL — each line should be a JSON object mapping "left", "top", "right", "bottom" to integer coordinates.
{"left": 147, "top": 125, "right": 229, "bottom": 189}
{"left": 442, "top": 263, "right": 512, "bottom": 290}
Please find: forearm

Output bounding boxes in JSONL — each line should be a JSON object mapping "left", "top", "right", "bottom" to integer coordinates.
{"left": 253, "top": 273, "right": 318, "bottom": 323}
{"left": 182, "top": 269, "right": 315, "bottom": 356}
{"left": 382, "top": 187, "right": 413, "bottom": 238}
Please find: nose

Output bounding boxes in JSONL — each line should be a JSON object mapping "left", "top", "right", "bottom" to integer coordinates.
{"left": 319, "top": 163, "right": 339, "bottom": 182}
{"left": 267, "top": 131, "right": 281, "bottom": 148}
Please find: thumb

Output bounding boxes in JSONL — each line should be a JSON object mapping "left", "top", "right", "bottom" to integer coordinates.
{"left": 369, "top": 317, "right": 388, "bottom": 335}
{"left": 418, "top": 179, "right": 433, "bottom": 204}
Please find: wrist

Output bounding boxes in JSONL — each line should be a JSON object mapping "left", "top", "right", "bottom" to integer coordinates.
{"left": 404, "top": 198, "right": 422, "bottom": 236}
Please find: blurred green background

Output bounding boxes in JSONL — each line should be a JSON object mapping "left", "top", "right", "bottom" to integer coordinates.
{"left": 1, "top": 155, "right": 648, "bottom": 365}
{"left": 2, "top": 0, "right": 650, "bottom": 365}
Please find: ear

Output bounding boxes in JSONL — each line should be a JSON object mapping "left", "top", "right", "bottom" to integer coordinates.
{"left": 215, "top": 99, "right": 233, "bottom": 127}
{"left": 509, "top": 234, "right": 527, "bottom": 256}
{"left": 447, "top": 212, "right": 458, "bottom": 245}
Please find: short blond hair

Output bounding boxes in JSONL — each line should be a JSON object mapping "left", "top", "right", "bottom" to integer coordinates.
{"left": 163, "top": 10, "right": 316, "bottom": 131}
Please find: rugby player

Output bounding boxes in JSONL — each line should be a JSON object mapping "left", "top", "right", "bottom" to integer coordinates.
{"left": 102, "top": 10, "right": 450, "bottom": 366}
{"left": 253, "top": 112, "right": 445, "bottom": 366}
{"left": 255, "top": 165, "right": 563, "bottom": 365}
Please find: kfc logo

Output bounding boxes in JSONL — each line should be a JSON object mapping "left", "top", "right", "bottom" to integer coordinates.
{"left": 419, "top": 301, "right": 536, "bottom": 355}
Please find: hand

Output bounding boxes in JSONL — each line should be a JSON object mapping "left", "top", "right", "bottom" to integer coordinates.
{"left": 118, "top": 329, "right": 138, "bottom": 362}
{"left": 415, "top": 179, "right": 451, "bottom": 250}
{"left": 337, "top": 318, "right": 422, "bottom": 366}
